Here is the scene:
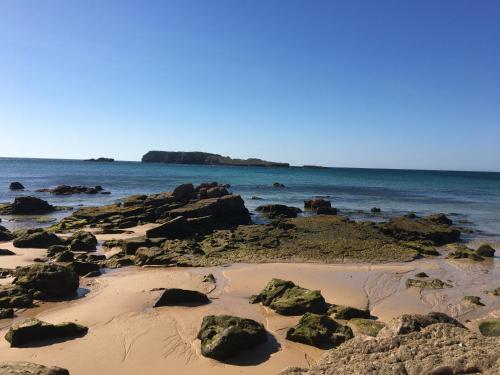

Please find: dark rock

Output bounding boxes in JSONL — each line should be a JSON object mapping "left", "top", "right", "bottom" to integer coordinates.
{"left": 203, "top": 273, "right": 216, "bottom": 283}
{"left": 0, "top": 285, "right": 33, "bottom": 308}
{"left": 84, "top": 157, "right": 114, "bottom": 162}
{"left": 329, "top": 305, "right": 371, "bottom": 320}
{"left": 9, "top": 182, "right": 25, "bottom": 190}
{"left": 348, "top": 318, "right": 386, "bottom": 337}
{"left": 476, "top": 244, "right": 495, "bottom": 257}
{"left": 447, "top": 245, "right": 484, "bottom": 261}
{"left": 172, "top": 183, "right": 196, "bottom": 202}
{"left": 47, "top": 245, "right": 69, "bottom": 257}
{"left": 83, "top": 270, "right": 101, "bottom": 278}
{"left": 304, "top": 199, "right": 331, "bottom": 210}
{"left": 463, "top": 295, "right": 484, "bottom": 306}
{"left": 87, "top": 254, "right": 106, "bottom": 261}
{"left": 54, "top": 251, "right": 74, "bottom": 262}
{"left": 0, "top": 225, "right": 14, "bottom": 241}
{"left": 5, "top": 318, "right": 88, "bottom": 347}
{"left": 13, "top": 229, "right": 63, "bottom": 248}
{"left": 0, "top": 362, "right": 69, "bottom": 375}
{"left": 250, "top": 279, "right": 328, "bottom": 315}
{"left": 105, "top": 256, "right": 134, "bottom": 269}
{"left": 478, "top": 319, "right": 500, "bottom": 337}
{"left": 256, "top": 204, "right": 301, "bottom": 219}
{"left": 316, "top": 207, "right": 338, "bottom": 215}
{"left": 273, "top": 182, "right": 286, "bottom": 188}
{"left": 406, "top": 278, "right": 452, "bottom": 289}
{"left": 153, "top": 288, "right": 210, "bottom": 307}
{"left": 0, "top": 248, "right": 15, "bottom": 256}
{"left": 371, "top": 207, "right": 381, "bottom": 213}
{"left": 134, "top": 247, "right": 180, "bottom": 266}
{"left": 414, "top": 272, "right": 429, "bottom": 278}
{"left": 485, "top": 287, "right": 500, "bottom": 296}
{"left": 378, "top": 312, "right": 464, "bottom": 337}
{"left": 0, "top": 307, "right": 14, "bottom": 319}
{"left": 197, "top": 315, "right": 268, "bottom": 360}
{"left": 251, "top": 196, "right": 263, "bottom": 200}
{"left": 286, "top": 313, "right": 353, "bottom": 349}
{"left": 14, "top": 263, "right": 79, "bottom": 298}
{"left": 67, "top": 231, "right": 97, "bottom": 251}
{"left": 66, "top": 261, "right": 100, "bottom": 276}
{"left": 425, "top": 213, "right": 453, "bottom": 226}
{"left": 12, "top": 196, "right": 55, "bottom": 214}
{"left": 37, "top": 185, "right": 108, "bottom": 195}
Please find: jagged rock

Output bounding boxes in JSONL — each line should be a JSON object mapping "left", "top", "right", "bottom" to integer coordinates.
{"left": 378, "top": 312, "right": 464, "bottom": 338}
{"left": 476, "top": 244, "right": 495, "bottom": 257}
{"left": 406, "top": 278, "right": 452, "bottom": 289}
{"left": 172, "top": 183, "right": 196, "bottom": 202}
{"left": 463, "top": 295, "right": 484, "bottom": 306}
{"left": 145, "top": 216, "right": 214, "bottom": 239}
{"left": 9, "top": 182, "right": 25, "bottom": 190}
{"left": 348, "top": 318, "right": 386, "bottom": 337}
{"left": 273, "top": 182, "right": 285, "bottom": 188}
{"left": 0, "top": 307, "right": 14, "bottom": 319}
{"left": 153, "top": 288, "right": 210, "bottom": 307}
{"left": 5, "top": 318, "right": 88, "bottom": 347}
{"left": 478, "top": 319, "right": 500, "bottom": 337}
{"left": 13, "top": 229, "right": 63, "bottom": 248}
{"left": 197, "top": 315, "right": 267, "bottom": 360}
{"left": 0, "top": 362, "right": 69, "bottom": 375}
{"left": 67, "top": 231, "right": 97, "bottom": 251}
{"left": 0, "top": 225, "right": 14, "bottom": 241}
{"left": 304, "top": 199, "right": 331, "bottom": 210}
{"left": 0, "top": 285, "right": 33, "bottom": 308}
{"left": 36, "top": 184, "right": 106, "bottom": 195}
{"left": 250, "top": 279, "right": 328, "bottom": 315}
{"left": 329, "top": 305, "right": 371, "bottom": 320}
{"left": 286, "top": 313, "right": 353, "bottom": 349}
{"left": 1, "top": 196, "right": 55, "bottom": 214}
{"left": 203, "top": 273, "right": 216, "bottom": 283}
{"left": 280, "top": 324, "right": 500, "bottom": 375}
{"left": 54, "top": 250, "right": 74, "bottom": 262}
{"left": 134, "top": 247, "right": 180, "bottom": 266}
{"left": 256, "top": 204, "right": 301, "bottom": 219}
{"left": 66, "top": 261, "right": 100, "bottom": 276}
{"left": 0, "top": 248, "right": 15, "bottom": 256}
{"left": 13, "top": 264, "right": 79, "bottom": 298}
{"left": 425, "top": 213, "right": 453, "bottom": 225}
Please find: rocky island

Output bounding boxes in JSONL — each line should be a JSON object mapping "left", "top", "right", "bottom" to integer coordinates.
{"left": 141, "top": 151, "right": 290, "bottom": 167}
{"left": 84, "top": 157, "right": 114, "bottom": 162}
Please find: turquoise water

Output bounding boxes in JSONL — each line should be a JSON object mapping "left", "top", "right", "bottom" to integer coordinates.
{"left": 1, "top": 157, "right": 500, "bottom": 240}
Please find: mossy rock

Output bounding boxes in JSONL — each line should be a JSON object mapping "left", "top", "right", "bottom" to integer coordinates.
{"left": 476, "top": 244, "right": 495, "bottom": 257}
{"left": 447, "top": 245, "right": 484, "bottom": 261}
{"left": 250, "top": 278, "right": 328, "bottom": 316}
{"left": 203, "top": 273, "right": 216, "bottom": 283}
{"left": 478, "top": 319, "right": 500, "bottom": 337}
{"left": 463, "top": 295, "right": 484, "bottom": 306}
{"left": 286, "top": 313, "right": 353, "bottom": 349}
{"left": 67, "top": 231, "right": 97, "bottom": 251}
{"left": 406, "top": 278, "right": 453, "bottom": 289}
{"left": 0, "top": 362, "right": 69, "bottom": 375}
{"left": 13, "top": 229, "right": 63, "bottom": 249}
{"left": 329, "top": 305, "right": 371, "bottom": 320}
{"left": 0, "top": 285, "right": 33, "bottom": 308}
{"left": 348, "top": 318, "right": 386, "bottom": 337}
{"left": 485, "top": 287, "right": 500, "bottom": 296}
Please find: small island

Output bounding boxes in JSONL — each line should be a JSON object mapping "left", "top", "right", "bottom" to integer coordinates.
{"left": 141, "top": 151, "right": 289, "bottom": 167}
{"left": 84, "top": 157, "right": 115, "bottom": 162}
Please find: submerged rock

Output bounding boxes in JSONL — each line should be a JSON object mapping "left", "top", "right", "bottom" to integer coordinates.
{"left": 9, "top": 182, "right": 25, "bottom": 190}
{"left": 197, "top": 315, "right": 267, "bottom": 360}
{"left": 250, "top": 279, "right": 328, "bottom": 315}
{"left": 153, "top": 288, "right": 210, "bottom": 307}
{"left": 478, "top": 319, "right": 500, "bottom": 337}
{"left": 286, "top": 313, "right": 353, "bottom": 349}
{"left": 406, "top": 278, "right": 453, "bottom": 289}
{"left": 5, "top": 318, "right": 88, "bottom": 347}
{"left": 0, "top": 362, "right": 69, "bottom": 375}
{"left": 13, "top": 229, "right": 63, "bottom": 248}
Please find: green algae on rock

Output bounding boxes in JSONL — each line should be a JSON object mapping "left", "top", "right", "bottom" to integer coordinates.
{"left": 478, "top": 319, "right": 500, "bottom": 337}
{"left": 328, "top": 305, "right": 371, "bottom": 320}
{"left": 463, "top": 295, "right": 484, "bottom": 306}
{"left": 0, "top": 362, "right": 69, "bottom": 375}
{"left": 406, "top": 278, "right": 453, "bottom": 289}
{"left": 348, "top": 318, "right": 386, "bottom": 337}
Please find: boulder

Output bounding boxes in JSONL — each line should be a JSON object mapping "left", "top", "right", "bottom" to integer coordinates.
{"left": 203, "top": 274, "right": 216, "bottom": 283}
{"left": 286, "top": 313, "right": 353, "bottom": 349}
{"left": 9, "top": 182, "right": 25, "bottom": 190}
{"left": 0, "top": 362, "right": 69, "bottom": 375}
{"left": 348, "top": 318, "right": 386, "bottom": 337}
{"left": 425, "top": 213, "right": 453, "bottom": 225}
{"left": 316, "top": 207, "right": 338, "bottom": 215}
{"left": 54, "top": 251, "right": 75, "bottom": 262}
{"left": 105, "top": 256, "right": 134, "bottom": 269}
{"left": 0, "top": 307, "right": 14, "bottom": 319}
{"left": 478, "top": 319, "right": 500, "bottom": 337}
{"left": 0, "top": 285, "right": 33, "bottom": 308}
{"left": 304, "top": 199, "right": 331, "bottom": 210}
{"left": 476, "top": 244, "right": 495, "bottom": 257}
{"left": 153, "top": 288, "right": 210, "bottom": 307}
{"left": 329, "top": 305, "right": 371, "bottom": 320}
{"left": 378, "top": 312, "right": 464, "bottom": 338}
{"left": 255, "top": 204, "right": 302, "bottom": 219}
{"left": 5, "top": 318, "right": 88, "bottom": 347}
{"left": 0, "top": 225, "right": 14, "bottom": 241}
{"left": 406, "top": 278, "right": 452, "bottom": 289}
{"left": 12, "top": 196, "right": 55, "bottom": 214}
{"left": 273, "top": 182, "right": 285, "bottom": 188}
{"left": 0, "top": 248, "right": 15, "bottom": 256}
{"left": 67, "top": 231, "right": 97, "bottom": 251}
{"left": 13, "top": 229, "right": 63, "bottom": 248}
{"left": 13, "top": 263, "right": 79, "bottom": 298}
{"left": 47, "top": 245, "right": 69, "bottom": 257}
{"left": 172, "top": 183, "right": 196, "bottom": 202}
{"left": 250, "top": 278, "right": 328, "bottom": 315}
{"left": 197, "top": 315, "right": 267, "bottom": 360}
{"left": 134, "top": 247, "right": 180, "bottom": 266}
{"left": 66, "top": 261, "right": 100, "bottom": 276}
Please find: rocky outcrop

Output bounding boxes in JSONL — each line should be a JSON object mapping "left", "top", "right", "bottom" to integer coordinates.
{"left": 141, "top": 151, "right": 289, "bottom": 167}
{"left": 255, "top": 204, "right": 301, "bottom": 219}
{"left": 153, "top": 288, "right": 210, "bottom": 307}
{"left": 304, "top": 199, "right": 331, "bottom": 210}
{"left": 406, "top": 278, "right": 453, "bottom": 289}
{"left": 286, "top": 313, "right": 353, "bottom": 349}
{"left": 328, "top": 305, "right": 371, "bottom": 320}
{"left": 281, "top": 323, "right": 500, "bottom": 375}
{"left": 13, "top": 264, "right": 79, "bottom": 298}
{"left": 67, "top": 231, "right": 97, "bottom": 251}
{"left": 9, "top": 182, "right": 25, "bottom": 190}
{"left": 348, "top": 318, "right": 386, "bottom": 337}
{"left": 37, "top": 185, "right": 107, "bottom": 195}
{"left": 13, "top": 229, "right": 63, "bottom": 248}
{"left": 0, "top": 285, "right": 33, "bottom": 308}
{"left": 5, "top": 318, "right": 88, "bottom": 347}
{"left": 0, "top": 362, "right": 69, "bottom": 375}
{"left": 249, "top": 279, "right": 328, "bottom": 315}
{"left": 377, "top": 312, "right": 464, "bottom": 338}
{"left": 0, "top": 196, "right": 55, "bottom": 215}
{"left": 0, "top": 307, "right": 14, "bottom": 319}
{"left": 84, "top": 157, "right": 114, "bottom": 162}
{"left": 197, "top": 315, "right": 268, "bottom": 360}
{"left": 66, "top": 261, "right": 100, "bottom": 276}
{"left": 0, "top": 225, "right": 14, "bottom": 241}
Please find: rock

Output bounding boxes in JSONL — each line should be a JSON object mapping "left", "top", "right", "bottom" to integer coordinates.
{"left": 36, "top": 184, "right": 108, "bottom": 195}
{"left": 476, "top": 244, "right": 495, "bottom": 257}
{"left": 280, "top": 323, "right": 500, "bottom": 375}
{"left": 286, "top": 313, "right": 353, "bottom": 349}
{"left": 11, "top": 196, "right": 55, "bottom": 214}
{"left": 425, "top": 213, "right": 453, "bottom": 225}
{"left": 203, "top": 273, "right": 216, "bottom": 283}
{"left": 105, "top": 256, "right": 134, "bottom": 269}
{"left": 485, "top": 287, "right": 500, "bottom": 296}
{"left": 0, "top": 285, "right": 33, "bottom": 308}
{"left": 348, "top": 318, "right": 386, "bottom": 337}
{"left": 0, "top": 362, "right": 69, "bottom": 375}
{"left": 371, "top": 207, "right": 381, "bottom": 213}
{"left": 316, "top": 207, "right": 338, "bottom": 215}
{"left": 304, "top": 199, "right": 331, "bottom": 210}
{"left": 255, "top": 204, "right": 301, "bottom": 219}
{"left": 329, "top": 305, "right": 371, "bottom": 320}
{"left": 47, "top": 245, "right": 69, "bottom": 257}
{"left": 406, "top": 278, "right": 452, "bottom": 289}
{"left": 119, "top": 236, "right": 150, "bottom": 255}
{"left": 197, "top": 315, "right": 268, "bottom": 360}
{"left": 273, "top": 182, "right": 285, "bottom": 188}
{"left": 54, "top": 250, "right": 74, "bottom": 262}
{"left": 251, "top": 196, "right": 263, "bottom": 200}
{"left": 5, "top": 318, "right": 88, "bottom": 347}
{"left": 153, "top": 288, "right": 210, "bottom": 307}
{"left": 414, "top": 272, "right": 429, "bottom": 278}
{"left": 145, "top": 216, "right": 212, "bottom": 239}
{"left": 13, "top": 229, "right": 63, "bottom": 248}
{"left": 67, "top": 231, "right": 97, "bottom": 251}
{"left": 84, "top": 157, "right": 114, "bottom": 162}
{"left": 172, "top": 183, "right": 196, "bottom": 202}
{"left": 83, "top": 270, "right": 101, "bottom": 278}
{"left": 478, "top": 319, "right": 500, "bottom": 337}
{"left": 134, "top": 247, "right": 180, "bottom": 266}
{"left": 0, "top": 307, "right": 14, "bottom": 319}
{"left": 463, "top": 295, "right": 484, "bottom": 306}
{"left": 378, "top": 312, "right": 464, "bottom": 338}
{"left": 13, "top": 264, "right": 79, "bottom": 298}
{"left": 249, "top": 279, "right": 328, "bottom": 315}
{"left": 9, "top": 182, "right": 24, "bottom": 190}
{"left": 0, "top": 248, "right": 15, "bottom": 256}
{"left": 0, "top": 225, "right": 14, "bottom": 241}
{"left": 66, "top": 261, "right": 100, "bottom": 276}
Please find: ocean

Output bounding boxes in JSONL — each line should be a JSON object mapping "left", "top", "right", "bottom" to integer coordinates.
{"left": 1, "top": 157, "right": 500, "bottom": 241}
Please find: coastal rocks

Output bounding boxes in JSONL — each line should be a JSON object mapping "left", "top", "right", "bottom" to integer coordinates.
{"left": 378, "top": 312, "right": 464, "bottom": 338}
{"left": 66, "top": 261, "right": 100, "bottom": 276}
{"left": 145, "top": 216, "right": 213, "bottom": 239}
{"left": 153, "top": 288, "right": 210, "bottom": 307}
{"left": 0, "top": 362, "right": 69, "bottom": 375}
{"left": 0, "top": 307, "right": 14, "bottom": 319}
{"left": 9, "top": 182, "right": 25, "bottom": 190}
{"left": 371, "top": 207, "right": 381, "bottom": 213}
{"left": 0, "top": 248, "right": 15, "bottom": 256}
{"left": 315, "top": 207, "right": 338, "bottom": 215}
{"left": 5, "top": 318, "right": 88, "bottom": 347}
{"left": 328, "top": 305, "right": 371, "bottom": 320}
{"left": 255, "top": 204, "right": 301, "bottom": 219}
{"left": 486, "top": 287, "right": 500, "bottom": 296}
{"left": 197, "top": 315, "right": 268, "bottom": 360}
{"left": 463, "top": 295, "right": 484, "bottom": 306}
{"left": 67, "top": 231, "right": 97, "bottom": 251}
{"left": 286, "top": 313, "right": 353, "bottom": 349}
{"left": 379, "top": 214, "right": 460, "bottom": 245}
{"left": 281, "top": 324, "right": 500, "bottom": 375}
{"left": 13, "top": 264, "right": 79, "bottom": 298}
{"left": 84, "top": 157, "right": 114, "bottom": 162}
{"left": 478, "top": 319, "right": 500, "bottom": 337}
{"left": 0, "top": 196, "right": 55, "bottom": 215}
{"left": 0, "top": 285, "right": 33, "bottom": 308}
{"left": 105, "top": 255, "right": 134, "bottom": 269}
{"left": 37, "top": 184, "right": 106, "bottom": 195}
{"left": 348, "top": 318, "right": 386, "bottom": 337}
{"left": 405, "top": 278, "right": 453, "bottom": 289}
{"left": 249, "top": 279, "right": 328, "bottom": 315}
{"left": 447, "top": 244, "right": 484, "bottom": 261}
{"left": 13, "top": 229, "right": 63, "bottom": 248}
{"left": 172, "top": 183, "right": 196, "bottom": 202}
{"left": 0, "top": 225, "right": 14, "bottom": 241}
{"left": 47, "top": 245, "right": 69, "bottom": 257}
{"left": 273, "top": 182, "right": 285, "bottom": 188}
{"left": 304, "top": 199, "right": 331, "bottom": 210}
{"left": 134, "top": 247, "right": 187, "bottom": 267}
{"left": 476, "top": 244, "right": 496, "bottom": 257}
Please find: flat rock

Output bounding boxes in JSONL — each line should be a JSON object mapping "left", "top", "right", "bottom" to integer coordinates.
{"left": 0, "top": 248, "right": 15, "bottom": 256}
{"left": 13, "top": 229, "right": 63, "bottom": 248}
{"left": 256, "top": 204, "right": 301, "bottom": 219}
{"left": 378, "top": 312, "right": 464, "bottom": 338}
{"left": 0, "top": 362, "right": 69, "bottom": 375}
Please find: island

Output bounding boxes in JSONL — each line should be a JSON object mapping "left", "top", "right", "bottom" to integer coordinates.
{"left": 84, "top": 157, "right": 115, "bottom": 162}
{"left": 141, "top": 151, "right": 289, "bottom": 167}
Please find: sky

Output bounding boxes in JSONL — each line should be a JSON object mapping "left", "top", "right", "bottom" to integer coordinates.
{"left": 0, "top": 0, "right": 499, "bottom": 171}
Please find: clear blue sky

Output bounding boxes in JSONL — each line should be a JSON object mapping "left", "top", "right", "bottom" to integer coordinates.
{"left": 1, "top": 0, "right": 499, "bottom": 171}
